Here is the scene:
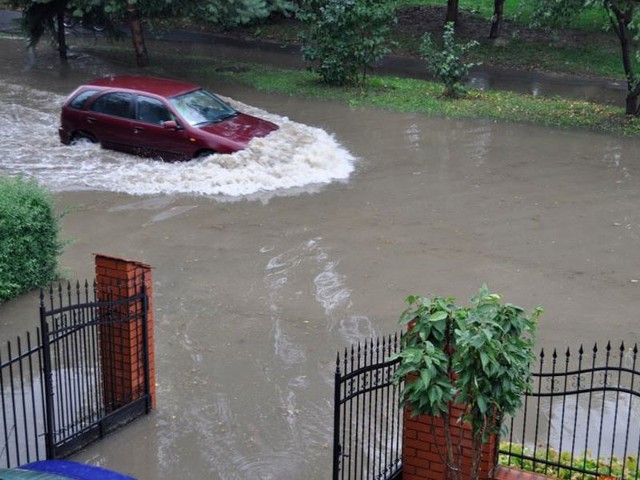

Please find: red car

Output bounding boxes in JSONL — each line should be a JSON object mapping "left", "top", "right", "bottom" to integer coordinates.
{"left": 59, "top": 76, "right": 279, "bottom": 161}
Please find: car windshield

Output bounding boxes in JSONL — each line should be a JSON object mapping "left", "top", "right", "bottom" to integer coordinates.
{"left": 168, "top": 89, "right": 237, "bottom": 127}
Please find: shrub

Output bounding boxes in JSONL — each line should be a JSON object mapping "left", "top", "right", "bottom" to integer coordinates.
{"left": 392, "top": 286, "right": 541, "bottom": 480}
{"left": 299, "top": 0, "right": 396, "bottom": 87}
{"left": 0, "top": 176, "right": 63, "bottom": 303}
{"left": 421, "top": 22, "right": 480, "bottom": 98}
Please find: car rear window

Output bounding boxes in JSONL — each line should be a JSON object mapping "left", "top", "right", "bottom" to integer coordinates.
{"left": 69, "top": 89, "right": 98, "bottom": 109}
{"left": 90, "top": 92, "right": 134, "bottom": 119}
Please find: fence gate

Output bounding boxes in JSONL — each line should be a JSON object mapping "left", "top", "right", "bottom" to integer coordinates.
{"left": 500, "top": 342, "right": 640, "bottom": 479}
{"left": 39, "top": 280, "right": 151, "bottom": 460}
{"left": 333, "top": 334, "right": 404, "bottom": 480}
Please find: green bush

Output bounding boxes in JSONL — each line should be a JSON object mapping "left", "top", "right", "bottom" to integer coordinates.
{"left": 299, "top": 0, "right": 396, "bottom": 87}
{"left": 0, "top": 176, "right": 63, "bottom": 303}
{"left": 421, "top": 22, "right": 480, "bottom": 98}
{"left": 499, "top": 442, "right": 640, "bottom": 479}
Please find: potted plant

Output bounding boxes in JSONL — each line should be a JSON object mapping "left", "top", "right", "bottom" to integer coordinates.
{"left": 392, "top": 286, "right": 542, "bottom": 480}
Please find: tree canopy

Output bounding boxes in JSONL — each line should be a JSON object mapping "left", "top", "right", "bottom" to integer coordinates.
{"left": 531, "top": 0, "right": 640, "bottom": 115}
{"left": 14, "top": 0, "right": 295, "bottom": 65}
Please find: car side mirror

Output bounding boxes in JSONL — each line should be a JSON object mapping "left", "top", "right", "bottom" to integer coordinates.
{"left": 163, "top": 120, "right": 181, "bottom": 130}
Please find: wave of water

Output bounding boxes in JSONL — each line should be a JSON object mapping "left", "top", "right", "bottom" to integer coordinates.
{"left": 0, "top": 83, "right": 356, "bottom": 198}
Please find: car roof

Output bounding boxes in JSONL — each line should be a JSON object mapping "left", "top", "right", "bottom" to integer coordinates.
{"left": 19, "top": 461, "right": 136, "bottom": 480}
{"left": 86, "top": 76, "right": 199, "bottom": 98}
{"left": 0, "top": 468, "right": 70, "bottom": 480}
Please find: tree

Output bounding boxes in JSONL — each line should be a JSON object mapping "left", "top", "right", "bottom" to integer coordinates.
{"left": 392, "top": 286, "right": 541, "bottom": 480}
{"left": 14, "top": 0, "right": 295, "bottom": 67}
{"left": 530, "top": 0, "right": 640, "bottom": 115}
{"left": 604, "top": 0, "right": 640, "bottom": 114}
{"left": 421, "top": 22, "right": 480, "bottom": 98}
{"left": 445, "top": 0, "right": 459, "bottom": 25}
{"left": 15, "top": 0, "right": 69, "bottom": 61}
{"left": 299, "top": 0, "right": 396, "bottom": 87}
{"left": 489, "top": 0, "right": 505, "bottom": 38}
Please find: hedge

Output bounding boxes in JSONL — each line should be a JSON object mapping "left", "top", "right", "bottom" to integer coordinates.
{"left": 0, "top": 176, "right": 63, "bottom": 303}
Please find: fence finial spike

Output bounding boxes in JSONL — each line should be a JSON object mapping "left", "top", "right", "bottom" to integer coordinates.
{"left": 620, "top": 341, "right": 625, "bottom": 353}
{"left": 565, "top": 346, "right": 571, "bottom": 357}
{"left": 606, "top": 340, "right": 611, "bottom": 352}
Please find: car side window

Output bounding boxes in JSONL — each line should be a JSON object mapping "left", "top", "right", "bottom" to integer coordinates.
{"left": 69, "top": 89, "right": 98, "bottom": 109}
{"left": 136, "top": 96, "right": 173, "bottom": 125}
{"left": 90, "top": 92, "right": 134, "bottom": 119}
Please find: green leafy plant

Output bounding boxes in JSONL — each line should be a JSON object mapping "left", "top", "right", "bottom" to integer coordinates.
{"left": 298, "top": 0, "right": 396, "bottom": 87}
{"left": 0, "top": 176, "right": 64, "bottom": 303}
{"left": 499, "top": 441, "right": 639, "bottom": 479}
{"left": 392, "top": 286, "right": 541, "bottom": 480}
{"left": 421, "top": 21, "right": 480, "bottom": 98}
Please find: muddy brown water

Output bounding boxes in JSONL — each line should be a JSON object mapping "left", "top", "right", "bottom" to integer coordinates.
{"left": 1, "top": 36, "right": 640, "bottom": 479}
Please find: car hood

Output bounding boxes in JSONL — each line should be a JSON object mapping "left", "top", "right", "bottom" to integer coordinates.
{"left": 199, "top": 113, "right": 278, "bottom": 145}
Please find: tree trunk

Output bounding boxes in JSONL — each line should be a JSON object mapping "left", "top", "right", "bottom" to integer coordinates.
{"left": 445, "top": 0, "right": 459, "bottom": 26}
{"left": 127, "top": 3, "right": 148, "bottom": 67}
{"left": 489, "top": 0, "right": 505, "bottom": 39}
{"left": 55, "top": 5, "right": 67, "bottom": 62}
{"left": 606, "top": 0, "right": 639, "bottom": 115}
{"left": 626, "top": 90, "right": 639, "bottom": 115}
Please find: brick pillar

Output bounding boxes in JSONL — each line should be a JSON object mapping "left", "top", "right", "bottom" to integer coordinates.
{"left": 402, "top": 404, "right": 497, "bottom": 480}
{"left": 95, "top": 254, "right": 156, "bottom": 412}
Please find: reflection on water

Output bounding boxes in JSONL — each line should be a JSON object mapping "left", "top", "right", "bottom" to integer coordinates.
{"left": 467, "top": 68, "right": 626, "bottom": 107}
{"left": 547, "top": 392, "right": 640, "bottom": 458}
{"left": 506, "top": 347, "right": 640, "bottom": 463}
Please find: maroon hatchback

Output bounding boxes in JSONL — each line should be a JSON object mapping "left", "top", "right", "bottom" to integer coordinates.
{"left": 59, "top": 76, "right": 279, "bottom": 161}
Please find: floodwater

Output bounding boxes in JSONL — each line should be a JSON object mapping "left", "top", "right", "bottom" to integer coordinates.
{"left": 1, "top": 34, "right": 640, "bottom": 479}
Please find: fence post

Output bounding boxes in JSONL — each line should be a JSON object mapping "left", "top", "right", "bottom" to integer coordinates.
{"left": 402, "top": 404, "right": 497, "bottom": 480}
{"left": 39, "top": 293, "right": 56, "bottom": 459}
{"left": 332, "top": 353, "right": 342, "bottom": 480}
{"left": 94, "top": 254, "right": 156, "bottom": 412}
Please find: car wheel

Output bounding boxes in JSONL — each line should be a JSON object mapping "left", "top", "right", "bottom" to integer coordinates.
{"left": 71, "top": 132, "right": 97, "bottom": 145}
{"left": 195, "top": 150, "right": 215, "bottom": 160}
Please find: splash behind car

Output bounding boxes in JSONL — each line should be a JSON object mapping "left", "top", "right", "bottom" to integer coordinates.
{"left": 59, "top": 76, "right": 279, "bottom": 161}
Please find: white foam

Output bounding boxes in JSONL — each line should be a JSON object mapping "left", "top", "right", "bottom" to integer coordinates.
{"left": 0, "top": 83, "right": 356, "bottom": 200}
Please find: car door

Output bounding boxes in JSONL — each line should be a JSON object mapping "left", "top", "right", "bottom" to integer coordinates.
{"left": 132, "top": 95, "right": 190, "bottom": 161}
{"left": 87, "top": 91, "right": 135, "bottom": 153}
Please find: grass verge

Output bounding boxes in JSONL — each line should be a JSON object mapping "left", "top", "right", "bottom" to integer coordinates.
{"left": 87, "top": 45, "right": 640, "bottom": 137}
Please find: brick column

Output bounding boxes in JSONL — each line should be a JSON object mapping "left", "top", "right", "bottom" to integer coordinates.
{"left": 95, "top": 254, "right": 156, "bottom": 412}
{"left": 402, "top": 404, "right": 497, "bottom": 480}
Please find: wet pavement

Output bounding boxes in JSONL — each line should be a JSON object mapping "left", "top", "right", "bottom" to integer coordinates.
{"left": 0, "top": 16, "right": 639, "bottom": 480}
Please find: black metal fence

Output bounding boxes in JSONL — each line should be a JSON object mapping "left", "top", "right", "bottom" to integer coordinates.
{"left": 333, "top": 333, "right": 403, "bottom": 480}
{"left": 334, "top": 334, "right": 640, "bottom": 480}
{"left": 0, "top": 280, "right": 151, "bottom": 468}
{"left": 500, "top": 342, "right": 640, "bottom": 479}
{"left": 0, "top": 330, "right": 46, "bottom": 468}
